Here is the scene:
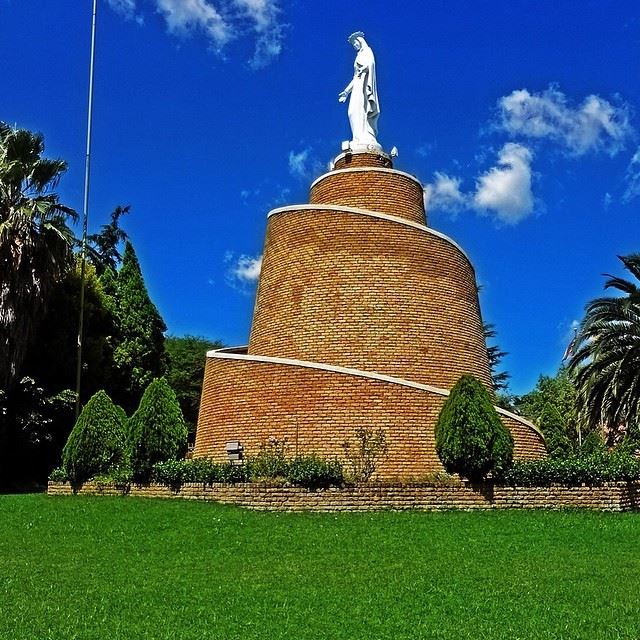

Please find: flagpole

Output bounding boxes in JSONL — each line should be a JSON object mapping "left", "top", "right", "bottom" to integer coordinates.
{"left": 75, "top": 0, "right": 98, "bottom": 420}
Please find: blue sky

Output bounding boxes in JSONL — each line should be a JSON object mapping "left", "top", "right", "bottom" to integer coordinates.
{"left": 2, "top": 0, "right": 639, "bottom": 395}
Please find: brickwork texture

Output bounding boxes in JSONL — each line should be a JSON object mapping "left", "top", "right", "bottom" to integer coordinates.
{"left": 48, "top": 481, "right": 640, "bottom": 512}
{"left": 194, "top": 150, "right": 547, "bottom": 477}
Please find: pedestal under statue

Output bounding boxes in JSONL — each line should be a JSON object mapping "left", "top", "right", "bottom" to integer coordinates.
{"left": 339, "top": 31, "right": 381, "bottom": 152}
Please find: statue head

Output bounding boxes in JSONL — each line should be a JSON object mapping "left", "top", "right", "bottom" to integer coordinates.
{"left": 348, "top": 31, "right": 366, "bottom": 50}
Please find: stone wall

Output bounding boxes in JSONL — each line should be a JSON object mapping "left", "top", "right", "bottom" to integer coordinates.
{"left": 48, "top": 481, "right": 640, "bottom": 512}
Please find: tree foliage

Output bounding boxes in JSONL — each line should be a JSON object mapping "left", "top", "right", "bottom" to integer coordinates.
{"left": 435, "top": 374, "right": 513, "bottom": 481}
{"left": 128, "top": 377, "right": 187, "bottom": 482}
{"left": 0, "top": 122, "right": 77, "bottom": 389}
{"left": 483, "top": 323, "right": 510, "bottom": 394}
{"left": 86, "top": 205, "right": 129, "bottom": 276}
{"left": 514, "top": 368, "right": 583, "bottom": 457}
{"left": 62, "top": 390, "right": 128, "bottom": 483}
{"left": 569, "top": 254, "right": 640, "bottom": 445}
{"left": 111, "top": 242, "right": 167, "bottom": 412}
{"left": 21, "top": 257, "right": 118, "bottom": 399}
{"left": 165, "top": 335, "right": 223, "bottom": 435}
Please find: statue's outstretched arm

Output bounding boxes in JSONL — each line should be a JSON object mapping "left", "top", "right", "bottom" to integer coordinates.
{"left": 339, "top": 79, "right": 354, "bottom": 102}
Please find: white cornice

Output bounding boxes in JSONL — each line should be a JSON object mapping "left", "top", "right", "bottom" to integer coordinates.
{"left": 206, "top": 350, "right": 544, "bottom": 439}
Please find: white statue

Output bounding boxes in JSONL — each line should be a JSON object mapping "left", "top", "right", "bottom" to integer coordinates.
{"left": 339, "top": 32, "right": 381, "bottom": 151}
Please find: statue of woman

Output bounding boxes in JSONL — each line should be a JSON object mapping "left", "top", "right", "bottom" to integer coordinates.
{"left": 338, "top": 32, "right": 381, "bottom": 150}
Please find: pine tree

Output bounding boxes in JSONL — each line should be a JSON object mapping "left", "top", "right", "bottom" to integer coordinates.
{"left": 128, "top": 377, "right": 188, "bottom": 482}
{"left": 435, "top": 374, "right": 513, "bottom": 481}
{"left": 112, "top": 242, "right": 167, "bottom": 412}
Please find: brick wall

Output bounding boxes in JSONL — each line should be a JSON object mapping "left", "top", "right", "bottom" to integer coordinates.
{"left": 194, "top": 354, "right": 545, "bottom": 474}
{"left": 310, "top": 169, "right": 426, "bottom": 224}
{"left": 48, "top": 481, "right": 640, "bottom": 512}
{"left": 333, "top": 151, "right": 392, "bottom": 170}
{"left": 248, "top": 208, "right": 492, "bottom": 390}
{"left": 194, "top": 149, "right": 548, "bottom": 477}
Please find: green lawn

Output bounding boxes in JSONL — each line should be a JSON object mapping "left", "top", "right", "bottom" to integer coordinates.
{"left": 1, "top": 495, "right": 639, "bottom": 640}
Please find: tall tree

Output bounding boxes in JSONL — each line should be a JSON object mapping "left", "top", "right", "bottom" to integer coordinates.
{"left": 86, "top": 205, "right": 130, "bottom": 276}
{"left": 112, "top": 241, "right": 167, "bottom": 412}
{"left": 165, "top": 335, "right": 223, "bottom": 438}
{"left": 483, "top": 323, "right": 510, "bottom": 394}
{"left": 21, "top": 257, "right": 118, "bottom": 400}
{"left": 569, "top": 254, "right": 640, "bottom": 445}
{"left": 0, "top": 123, "right": 77, "bottom": 388}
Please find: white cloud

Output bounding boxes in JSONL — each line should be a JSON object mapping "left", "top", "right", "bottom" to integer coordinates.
{"left": 155, "top": 0, "right": 231, "bottom": 49}
{"left": 227, "top": 253, "right": 263, "bottom": 286}
{"left": 497, "top": 86, "right": 633, "bottom": 156}
{"left": 423, "top": 173, "right": 467, "bottom": 214}
{"left": 473, "top": 143, "right": 534, "bottom": 224}
{"left": 623, "top": 148, "right": 640, "bottom": 203}
{"left": 416, "top": 142, "right": 434, "bottom": 158}
{"left": 288, "top": 148, "right": 321, "bottom": 180}
{"left": 107, "top": 0, "right": 137, "bottom": 18}
{"left": 107, "top": 0, "right": 285, "bottom": 65}
{"left": 233, "top": 0, "right": 284, "bottom": 69}
{"left": 424, "top": 144, "right": 535, "bottom": 225}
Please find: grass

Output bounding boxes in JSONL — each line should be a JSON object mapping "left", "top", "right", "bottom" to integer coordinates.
{"left": 1, "top": 495, "right": 639, "bottom": 639}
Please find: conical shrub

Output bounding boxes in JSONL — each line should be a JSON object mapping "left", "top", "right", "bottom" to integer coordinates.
{"left": 62, "top": 390, "right": 128, "bottom": 483}
{"left": 129, "top": 377, "right": 187, "bottom": 482}
{"left": 435, "top": 374, "right": 513, "bottom": 481}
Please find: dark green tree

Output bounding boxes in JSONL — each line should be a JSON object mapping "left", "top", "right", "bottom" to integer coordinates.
{"left": 22, "top": 257, "right": 118, "bottom": 399}
{"left": 62, "top": 390, "right": 128, "bottom": 484}
{"left": 165, "top": 335, "right": 223, "bottom": 438}
{"left": 86, "top": 205, "right": 130, "bottom": 276}
{"left": 0, "top": 123, "right": 77, "bottom": 389}
{"left": 483, "top": 323, "right": 510, "bottom": 394}
{"left": 569, "top": 254, "right": 640, "bottom": 445}
{"left": 435, "top": 374, "right": 513, "bottom": 481}
{"left": 112, "top": 242, "right": 167, "bottom": 412}
{"left": 0, "top": 378, "right": 75, "bottom": 487}
{"left": 515, "top": 368, "right": 584, "bottom": 455}
{"left": 128, "top": 377, "right": 187, "bottom": 482}
{"left": 537, "top": 403, "right": 574, "bottom": 459}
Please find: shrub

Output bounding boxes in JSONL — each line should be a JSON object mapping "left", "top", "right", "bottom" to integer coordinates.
{"left": 435, "top": 374, "right": 513, "bottom": 481}
{"left": 149, "top": 455, "right": 342, "bottom": 490}
{"left": 498, "top": 451, "right": 640, "bottom": 486}
{"left": 48, "top": 466, "right": 68, "bottom": 482}
{"left": 341, "top": 427, "right": 388, "bottom": 483}
{"left": 129, "top": 377, "right": 188, "bottom": 482}
{"left": 286, "top": 456, "right": 343, "bottom": 489}
{"left": 62, "top": 390, "right": 128, "bottom": 483}
{"left": 248, "top": 437, "right": 289, "bottom": 479}
{"left": 151, "top": 458, "right": 250, "bottom": 489}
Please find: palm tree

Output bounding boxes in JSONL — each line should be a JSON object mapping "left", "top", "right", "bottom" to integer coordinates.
{"left": 568, "top": 254, "right": 640, "bottom": 444}
{"left": 0, "top": 123, "right": 77, "bottom": 389}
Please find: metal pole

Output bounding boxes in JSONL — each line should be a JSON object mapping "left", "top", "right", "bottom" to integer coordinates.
{"left": 75, "top": 0, "right": 98, "bottom": 420}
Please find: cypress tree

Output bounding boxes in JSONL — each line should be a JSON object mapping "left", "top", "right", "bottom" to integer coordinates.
{"left": 435, "top": 374, "right": 514, "bottom": 481}
{"left": 128, "top": 377, "right": 187, "bottom": 482}
{"left": 62, "top": 390, "right": 128, "bottom": 483}
{"left": 112, "top": 242, "right": 167, "bottom": 412}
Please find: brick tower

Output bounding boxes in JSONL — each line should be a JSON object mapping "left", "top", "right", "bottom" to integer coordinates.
{"left": 194, "top": 150, "right": 545, "bottom": 477}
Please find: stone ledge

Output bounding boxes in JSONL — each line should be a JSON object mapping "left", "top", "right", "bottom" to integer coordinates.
{"left": 47, "top": 481, "right": 640, "bottom": 512}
